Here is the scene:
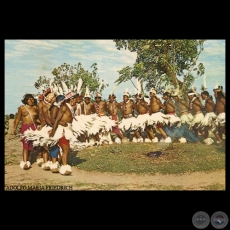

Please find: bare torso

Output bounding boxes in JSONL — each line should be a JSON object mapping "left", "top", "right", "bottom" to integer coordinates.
{"left": 83, "top": 101, "right": 94, "bottom": 115}
{"left": 215, "top": 97, "right": 225, "bottom": 115}
{"left": 204, "top": 98, "right": 215, "bottom": 113}
{"left": 120, "top": 100, "right": 136, "bottom": 116}
{"left": 106, "top": 101, "right": 120, "bottom": 116}
{"left": 190, "top": 97, "right": 204, "bottom": 115}
{"left": 164, "top": 99, "right": 176, "bottom": 114}
{"left": 150, "top": 96, "right": 164, "bottom": 113}
{"left": 18, "top": 105, "right": 38, "bottom": 125}
{"left": 175, "top": 99, "right": 189, "bottom": 115}
{"left": 94, "top": 101, "right": 107, "bottom": 116}
{"left": 136, "top": 99, "right": 150, "bottom": 114}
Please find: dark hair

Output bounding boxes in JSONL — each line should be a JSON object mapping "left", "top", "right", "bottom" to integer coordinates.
{"left": 187, "top": 90, "right": 196, "bottom": 97}
{"left": 163, "top": 92, "right": 170, "bottom": 97}
{"left": 10, "top": 114, "right": 14, "bottom": 119}
{"left": 56, "top": 95, "right": 65, "bottom": 102}
{"left": 21, "top": 94, "right": 35, "bottom": 105}
{"left": 215, "top": 91, "right": 225, "bottom": 99}
{"left": 201, "top": 91, "right": 213, "bottom": 100}
{"left": 201, "top": 91, "right": 209, "bottom": 97}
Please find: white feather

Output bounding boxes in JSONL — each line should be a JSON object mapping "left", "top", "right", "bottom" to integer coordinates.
{"left": 203, "top": 75, "right": 207, "bottom": 88}
{"left": 70, "top": 84, "right": 73, "bottom": 91}
{"left": 52, "top": 83, "right": 58, "bottom": 94}
{"left": 49, "top": 79, "right": 54, "bottom": 90}
{"left": 39, "top": 85, "right": 45, "bottom": 91}
{"left": 111, "top": 84, "right": 119, "bottom": 95}
{"left": 98, "top": 81, "right": 103, "bottom": 92}
{"left": 61, "top": 81, "right": 69, "bottom": 94}
{"left": 77, "top": 78, "right": 83, "bottom": 94}
{"left": 85, "top": 86, "right": 89, "bottom": 94}
{"left": 137, "top": 79, "right": 141, "bottom": 94}
{"left": 58, "top": 86, "right": 63, "bottom": 95}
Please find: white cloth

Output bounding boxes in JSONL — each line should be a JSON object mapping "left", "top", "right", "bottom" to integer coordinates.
{"left": 215, "top": 112, "right": 225, "bottom": 127}
{"left": 200, "top": 112, "right": 217, "bottom": 132}
{"left": 189, "top": 113, "right": 204, "bottom": 129}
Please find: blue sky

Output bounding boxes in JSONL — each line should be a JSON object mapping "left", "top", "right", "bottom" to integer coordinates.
{"left": 5, "top": 39, "right": 225, "bottom": 114}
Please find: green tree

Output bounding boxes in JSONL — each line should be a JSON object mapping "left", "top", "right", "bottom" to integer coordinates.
{"left": 113, "top": 39, "right": 205, "bottom": 99}
{"left": 34, "top": 62, "right": 108, "bottom": 96}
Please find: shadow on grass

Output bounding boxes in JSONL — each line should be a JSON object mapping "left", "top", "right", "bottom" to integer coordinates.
{"left": 68, "top": 150, "right": 86, "bottom": 166}
{"left": 28, "top": 148, "right": 87, "bottom": 166}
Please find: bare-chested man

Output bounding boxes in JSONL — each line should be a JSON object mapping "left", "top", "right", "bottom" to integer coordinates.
{"left": 162, "top": 92, "right": 181, "bottom": 127}
{"left": 149, "top": 88, "right": 171, "bottom": 143}
{"left": 171, "top": 91, "right": 199, "bottom": 143}
{"left": 14, "top": 94, "right": 38, "bottom": 170}
{"left": 48, "top": 94, "right": 66, "bottom": 172}
{"left": 119, "top": 91, "right": 142, "bottom": 142}
{"left": 40, "top": 92, "right": 57, "bottom": 170}
{"left": 81, "top": 94, "right": 95, "bottom": 144}
{"left": 200, "top": 91, "right": 222, "bottom": 144}
{"left": 49, "top": 92, "right": 77, "bottom": 175}
{"left": 187, "top": 90, "right": 205, "bottom": 138}
{"left": 171, "top": 92, "right": 193, "bottom": 125}
{"left": 106, "top": 94, "right": 125, "bottom": 143}
{"left": 213, "top": 86, "right": 225, "bottom": 141}
{"left": 35, "top": 90, "right": 52, "bottom": 167}
{"left": 134, "top": 93, "right": 155, "bottom": 142}
{"left": 73, "top": 94, "right": 87, "bottom": 143}
{"left": 92, "top": 92, "right": 112, "bottom": 145}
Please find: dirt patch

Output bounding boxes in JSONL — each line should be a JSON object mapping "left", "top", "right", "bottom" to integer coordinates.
{"left": 4, "top": 137, "right": 226, "bottom": 191}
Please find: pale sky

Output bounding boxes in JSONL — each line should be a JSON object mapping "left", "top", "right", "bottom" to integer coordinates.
{"left": 5, "top": 39, "right": 225, "bottom": 114}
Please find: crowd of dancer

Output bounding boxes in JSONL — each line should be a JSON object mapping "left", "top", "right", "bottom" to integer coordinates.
{"left": 13, "top": 79, "right": 225, "bottom": 175}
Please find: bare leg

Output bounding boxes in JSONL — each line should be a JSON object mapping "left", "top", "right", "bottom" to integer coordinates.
{"left": 135, "top": 131, "right": 141, "bottom": 139}
{"left": 157, "top": 127, "right": 167, "bottom": 139}
{"left": 43, "top": 151, "right": 49, "bottom": 163}
{"left": 214, "top": 131, "right": 222, "bottom": 143}
{"left": 61, "top": 144, "right": 69, "bottom": 165}
{"left": 146, "top": 126, "right": 155, "bottom": 139}
{"left": 23, "top": 148, "right": 29, "bottom": 162}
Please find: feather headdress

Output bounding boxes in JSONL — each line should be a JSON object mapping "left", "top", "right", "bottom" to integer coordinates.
{"left": 136, "top": 79, "right": 142, "bottom": 95}
{"left": 84, "top": 86, "right": 91, "bottom": 98}
{"left": 77, "top": 78, "right": 83, "bottom": 95}
{"left": 94, "top": 80, "right": 103, "bottom": 98}
{"left": 110, "top": 84, "right": 119, "bottom": 96}
{"left": 123, "top": 88, "right": 130, "bottom": 97}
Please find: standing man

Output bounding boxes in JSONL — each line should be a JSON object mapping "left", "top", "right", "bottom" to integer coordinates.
{"left": 213, "top": 86, "right": 225, "bottom": 141}
{"left": 134, "top": 93, "right": 156, "bottom": 142}
{"left": 187, "top": 90, "right": 205, "bottom": 138}
{"left": 82, "top": 89, "right": 96, "bottom": 145}
{"left": 93, "top": 92, "right": 114, "bottom": 145}
{"left": 106, "top": 94, "right": 126, "bottom": 143}
{"left": 149, "top": 88, "right": 171, "bottom": 143}
{"left": 171, "top": 91, "right": 199, "bottom": 143}
{"left": 35, "top": 89, "right": 51, "bottom": 167}
{"left": 40, "top": 92, "right": 57, "bottom": 170}
{"left": 48, "top": 94, "right": 66, "bottom": 172}
{"left": 200, "top": 91, "right": 222, "bottom": 144}
{"left": 14, "top": 94, "right": 38, "bottom": 170}
{"left": 162, "top": 92, "right": 181, "bottom": 127}
{"left": 49, "top": 91, "right": 78, "bottom": 175}
{"left": 119, "top": 91, "right": 142, "bottom": 142}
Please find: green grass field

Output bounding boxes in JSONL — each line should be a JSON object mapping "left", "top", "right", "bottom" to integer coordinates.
{"left": 68, "top": 139, "right": 225, "bottom": 175}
